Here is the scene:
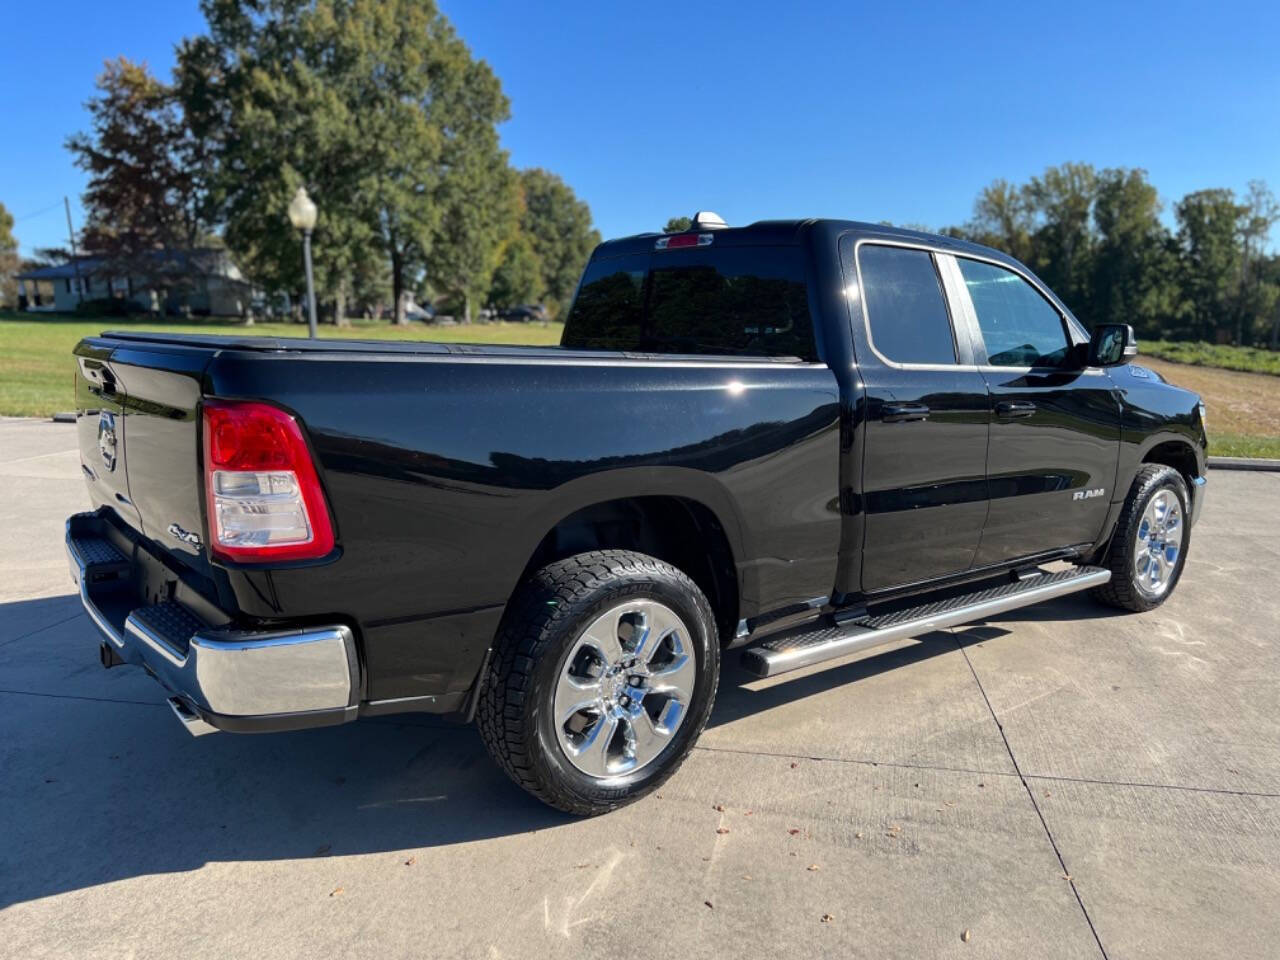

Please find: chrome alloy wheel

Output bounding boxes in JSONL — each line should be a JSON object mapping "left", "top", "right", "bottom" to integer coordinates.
{"left": 553, "top": 599, "right": 697, "bottom": 779}
{"left": 1133, "top": 489, "right": 1184, "bottom": 597}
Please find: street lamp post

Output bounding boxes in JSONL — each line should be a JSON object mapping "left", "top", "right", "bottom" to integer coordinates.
{"left": 287, "top": 187, "right": 319, "bottom": 339}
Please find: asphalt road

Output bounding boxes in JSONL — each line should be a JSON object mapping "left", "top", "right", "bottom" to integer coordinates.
{"left": 1, "top": 418, "right": 1277, "bottom": 960}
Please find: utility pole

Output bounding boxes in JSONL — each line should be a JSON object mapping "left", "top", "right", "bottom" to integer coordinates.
{"left": 64, "top": 196, "right": 83, "bottom": 304}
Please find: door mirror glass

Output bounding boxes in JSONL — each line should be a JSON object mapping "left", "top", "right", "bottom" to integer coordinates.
{"left": 1088, "top": 324, "right": 1137, "bottom": 366}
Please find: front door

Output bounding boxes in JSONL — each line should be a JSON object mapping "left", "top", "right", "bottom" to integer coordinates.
{"left": 846, "top": 241, "right": 991, "bottom": 593}
{"left": 948, "top": 254, "right": 1121, "bottom": 566}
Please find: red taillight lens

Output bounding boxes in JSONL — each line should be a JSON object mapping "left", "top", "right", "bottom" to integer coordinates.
{"left": 654, "top": 233, "right": 713, "bottom": 250}
{"left": 201, "top": 399, "right": 335, "bottom": 562}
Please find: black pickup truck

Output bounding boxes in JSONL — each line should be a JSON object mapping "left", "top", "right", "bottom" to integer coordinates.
{"left": 66, "top": 215, "right": 1207, "bottom": 815}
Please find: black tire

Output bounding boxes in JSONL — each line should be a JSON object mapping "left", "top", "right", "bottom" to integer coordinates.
{"left": 476, "top": 549, "right": 720, "bottom": 816}
{"left": 1092, "top": 464, "right": 1191, "bottom": 612}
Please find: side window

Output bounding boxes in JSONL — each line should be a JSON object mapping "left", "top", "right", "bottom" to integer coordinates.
{"left": 857, "top": 245, "right": 956, "bottom": 365}
{"left": 957, "top": 258, "right": 1069, "bottom": 368}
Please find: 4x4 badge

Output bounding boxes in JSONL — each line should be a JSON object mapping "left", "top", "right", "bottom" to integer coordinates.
{"left": 97, "top": 411, "right": 117, "bottom": 472}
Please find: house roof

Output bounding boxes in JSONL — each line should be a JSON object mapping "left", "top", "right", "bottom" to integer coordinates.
{"left": 16, "top": 248, "right": 236, "bottom": 282}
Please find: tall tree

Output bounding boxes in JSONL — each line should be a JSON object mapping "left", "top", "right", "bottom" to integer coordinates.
{"left": 663, "top": 216, "right": 692, "bottom": 234}
{"left": 1236, "top": 180, "right": 1280, "bottom": 344}
{"left": 964, "top": 179, "right": 1034, "bottom": 263}
{"left": 518, "top": 169, "right": 600, "bottom": 315}
{"left": 66, "top": 58, "right": 216, "bottom": 286}
{"left": 1025, "top": 163, "right": 1098, "bottom": 317}
{"left": 489, "top": 232, "right": 544, "bottom": 309}
{"left": 1091, "top": 168, "right": 1179, "bottom": 336}
{"left": 0, "top": 202, "right": 17, "bottom": 308}
{"left": 1176, "top": 189, "right": 1245, "bottom": 342}
{"left": 182, "top": 0, "right": 512, "bottom": 323}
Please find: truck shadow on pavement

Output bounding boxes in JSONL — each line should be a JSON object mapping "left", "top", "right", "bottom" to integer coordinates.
{"left": 0, "top": 592, "right": 1113, "bottom": 909}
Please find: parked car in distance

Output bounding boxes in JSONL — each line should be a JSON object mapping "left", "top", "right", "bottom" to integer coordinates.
{"left": 65, "top": 213, "right": 1207, "bottom": 815}
{"left": 499, "top": 303, "right": 547, "bottom": 322}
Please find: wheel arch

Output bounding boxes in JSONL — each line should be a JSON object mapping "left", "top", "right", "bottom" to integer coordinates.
{"left": 1141, "top": 438, "right": 1201, "bottom": 486}
{"left": 515, "top": 491, "right": 742, "bottom": 644}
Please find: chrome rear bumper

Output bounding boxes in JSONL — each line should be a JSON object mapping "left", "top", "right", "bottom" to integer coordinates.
{"left": 67, "top": 511, "right": 359, "bottom": 735}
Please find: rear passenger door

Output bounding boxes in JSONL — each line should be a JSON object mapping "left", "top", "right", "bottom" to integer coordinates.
{"left": 948, "top": 255, "right": 1121, "bottom": 565}
{"left": 845, "top": 240, "right": 991, "bottom": 593}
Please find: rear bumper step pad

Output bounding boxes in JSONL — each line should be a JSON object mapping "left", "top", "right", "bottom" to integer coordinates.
{"left": 741, "top": 566, "right": 1111, "bottom": 678}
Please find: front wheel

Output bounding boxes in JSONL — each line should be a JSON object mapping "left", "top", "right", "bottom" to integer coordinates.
{"left": 476, "top": 550, "right": 720, "bottom": 816}
{"left": 1092, "top": 464, "right": 1191, "bottom": 612}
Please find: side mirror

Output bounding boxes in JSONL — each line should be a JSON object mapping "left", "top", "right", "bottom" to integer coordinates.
{"left": 1088, "top": 324, "right": 1138, "bottom": 366}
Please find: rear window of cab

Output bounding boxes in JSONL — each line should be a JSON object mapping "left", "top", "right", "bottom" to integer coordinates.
{"left": 561, "top": 246, "right": 817, "bottom": 360}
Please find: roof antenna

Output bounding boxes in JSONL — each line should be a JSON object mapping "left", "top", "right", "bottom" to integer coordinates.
{"left": 691, "top": 211, "right": 728, "bottom": 230}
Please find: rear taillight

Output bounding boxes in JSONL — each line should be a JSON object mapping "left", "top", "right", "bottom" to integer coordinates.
{"left": 201, "top": 399, "right": 335, "bottom": 562}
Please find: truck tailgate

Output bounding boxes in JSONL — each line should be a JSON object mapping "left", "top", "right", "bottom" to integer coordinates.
{"left": 74, "top": 337, "right": 217, "bottom": 577}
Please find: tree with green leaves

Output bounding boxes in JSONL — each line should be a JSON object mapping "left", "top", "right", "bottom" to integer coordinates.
{"left": 663, "top": 216, "right": 692, "bottom": 234}
{"left": 517, "top": 169, "right": 600, "bottom": 315}
{"left": 489, "top": 232, "right": 544, "bottom": 309}
{"left": 181, "top": 0, "right": 512, "bottom": 323}
{"left": 1236, "top": 180, "right": 1280, "bottom": 345}
{"left": 1024, "top": 163, "right": 1098, "bottom": 318}
{"left": 1090, "top": 168, "right": 1180, "bottom": 337}
{"left": 962, "top": 180, "right": 1033, "bottom": 263}
{"left": 1176, "top": 189, "right": 1245, "bottom": 342}
{"left": 0, "top": 202, "right": 17, "bottom": 309}
{"left": 66, "top": 57, "right": 216, "bottom": 289}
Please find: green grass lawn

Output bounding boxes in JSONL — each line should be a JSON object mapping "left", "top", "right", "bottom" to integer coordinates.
{"left": 3, "top": 311, "right": 1277, "bottom": 459}
{"left": 1143, "top": 339, "right": 1280, "bottom": 376}
{"left": 0, "top": 311, "right": 563, "bottom": 417}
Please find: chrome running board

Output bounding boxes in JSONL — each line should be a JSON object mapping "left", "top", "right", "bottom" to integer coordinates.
{"left": 741, "top": 566, "right": 1111, "bottom": 679}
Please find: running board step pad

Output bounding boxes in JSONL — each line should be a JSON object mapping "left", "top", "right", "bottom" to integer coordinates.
{"left": 740, "top": 566, "right": 1111, "bottom": 679}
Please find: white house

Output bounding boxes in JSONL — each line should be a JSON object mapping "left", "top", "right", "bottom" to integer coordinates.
{"left": 16, "top": 248, "right": 254, "bottom": 316}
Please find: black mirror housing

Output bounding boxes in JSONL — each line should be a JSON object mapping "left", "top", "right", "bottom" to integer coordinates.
{"left": 1088, "top": 324, "right": 1137, "bottom": 366}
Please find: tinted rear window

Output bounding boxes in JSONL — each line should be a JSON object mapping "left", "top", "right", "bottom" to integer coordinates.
{"left": 562, "top": 246, "right": 816, "bottom": 359}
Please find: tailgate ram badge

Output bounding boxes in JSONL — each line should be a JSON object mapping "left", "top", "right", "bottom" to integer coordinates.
{"left": 97, "top": 411, "right": 118, "bottom": 472}
{"left": 167, "top": 523, "right": 203, "bottom": 548}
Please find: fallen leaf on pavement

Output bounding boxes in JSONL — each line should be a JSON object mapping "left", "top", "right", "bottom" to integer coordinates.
{"left": 712, "top": 803, "right": 725, "bottom": 812}
{"left": 716, "top": 827, "right": 730, "bottom": 835}
{"left": 961, "top": 928, "right": 971, "bottom": 942}
{"left": 404, "top": 856, "right": 416, "bottom": 866}
{"left": 704, "top": 900, "right": 714, "bottom": 909}
{"left": 807, "top": 864, "right": 820, "bottom": 871}
{"left": 788, "top": 828, "right": 801, "bottom": 836}
{"left": 821, "top": 913, "right": 835, "bottom": 923}
{"left": 329, "top": 887, "right": 344, "bottom": 897}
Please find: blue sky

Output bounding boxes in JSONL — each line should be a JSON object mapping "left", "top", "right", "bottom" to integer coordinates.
{"left": 3, "top": 0, "right": 1277, "bottom": 258}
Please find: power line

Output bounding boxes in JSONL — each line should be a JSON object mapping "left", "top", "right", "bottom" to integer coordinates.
{"left": 13, "top": 200, "right": 67, "bottom": 223}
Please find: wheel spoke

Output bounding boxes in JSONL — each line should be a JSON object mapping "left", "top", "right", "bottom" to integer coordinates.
{"left": 580, "top": 620, "right": 623, "bottom": 665}
{"left": 555, "top": 671, "right": 600, "bottom": 726}
{"left": 647, "top": 651, "right": 695, "bottom": 697}
{"left": 572, "top": 711, "right": 620, "bottom": 778}
{"left": 624, "top": 708, "right": 670, "bottom": 766}
{"left": 635, "top": 603, "right": 679, "bottom": 664}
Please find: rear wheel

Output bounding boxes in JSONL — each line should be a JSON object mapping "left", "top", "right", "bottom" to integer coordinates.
{"left": 1092, "top": 464, "right": 1190, "bottom": 612}
{"left": 476, "top": 550, "right": 720, "bottom": 816}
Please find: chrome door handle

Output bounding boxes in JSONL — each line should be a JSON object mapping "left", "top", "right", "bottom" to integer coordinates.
{"left": 882, "top": 402, "right": 930, "bottom": 423}
{"left": 996, "top": 400, "right": 1037, "bottom": 419}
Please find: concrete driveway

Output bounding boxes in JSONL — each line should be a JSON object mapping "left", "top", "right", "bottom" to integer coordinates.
{"left": 1, "top": 418, "right": 1277, "bottom": 960}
